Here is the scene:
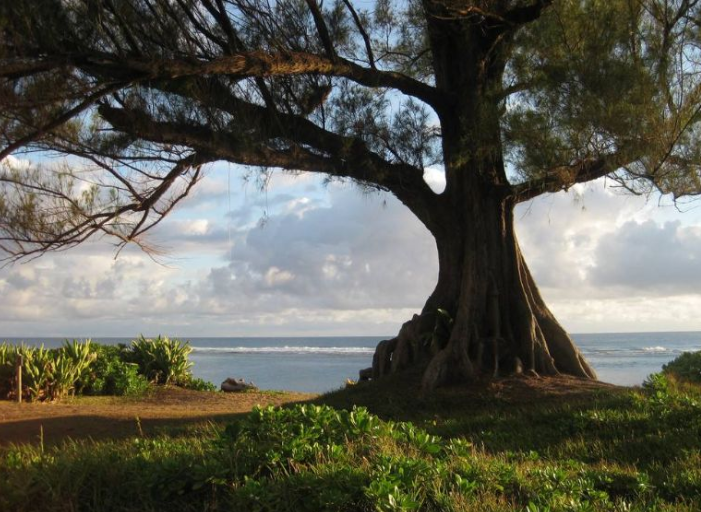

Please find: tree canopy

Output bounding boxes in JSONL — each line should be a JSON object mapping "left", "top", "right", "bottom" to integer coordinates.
{"left": 2, "top": 0, "right": 701, "bottom": 388}
{"left": 2, "top": 0, "right": 700, "bottom": 259}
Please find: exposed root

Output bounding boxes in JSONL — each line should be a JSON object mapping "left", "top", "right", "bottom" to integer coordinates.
{"left": 367, "top": 226, "right": 596, "bottom": 391}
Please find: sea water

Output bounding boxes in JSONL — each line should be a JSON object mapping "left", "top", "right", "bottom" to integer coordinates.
{"left": 4, "top": 332, "right": 701, "bottom": 393}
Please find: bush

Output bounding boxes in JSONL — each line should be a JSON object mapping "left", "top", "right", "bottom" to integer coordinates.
{"left": 83, "top": 345, "right": 149, "bottom": 397}
{"left": 662, "top": 350, "right": 701, "bottom": 384}
{"left": 181, "top": 377, "right": 218, "bottom": 392}
{"left": 128, "top": 335, "right": 193, "bottom": 385}
{"left": 1, "top": 336, "right": 212, "bottom": 401}
{"left": 0, "top": 341, "right": 97, "bottom": 401}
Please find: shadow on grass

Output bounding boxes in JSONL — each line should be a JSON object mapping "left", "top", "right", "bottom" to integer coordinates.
{"left": 0, "top": 412, "right": 253, "bottom": 447}
{"left": 316, "top": 369, "right": 700, "bottom": 468}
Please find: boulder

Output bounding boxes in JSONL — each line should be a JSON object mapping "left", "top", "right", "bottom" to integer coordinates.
{"left": 220, "top": 377, "right": 258, "bottom": 392}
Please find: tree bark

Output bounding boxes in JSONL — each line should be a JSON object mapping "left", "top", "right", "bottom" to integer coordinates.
{"left": 370, "top": 183, "right": 597, "bottom": 392}
{"left": 367, "top": 3, "right": 596, "bottom": 391}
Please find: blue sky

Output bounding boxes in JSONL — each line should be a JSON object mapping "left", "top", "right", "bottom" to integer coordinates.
{"left": 1, "top": 160, "right": 701, "bottom": 338}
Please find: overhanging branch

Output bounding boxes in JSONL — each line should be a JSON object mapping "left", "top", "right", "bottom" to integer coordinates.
{"left": 98, "top": 103, "right": 440, "bottom": 229}
{"left": 512, "top": 156, "right": 613, "bottom": 203}
{"left": 6, "top": 50, "right": 447, "bottom": 113}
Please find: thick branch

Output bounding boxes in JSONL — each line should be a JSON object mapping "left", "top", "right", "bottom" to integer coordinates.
{"left": 503, "top": 0, "right": 553, "bottom": 26}
{"left": 11, "top": 50, "right": 447, "bottom": 113}
{"left": 512, "top": 156, "right": 613, "bottom": 203}
{"left": 98, "top": 103, "right": 440, "bottom": 229}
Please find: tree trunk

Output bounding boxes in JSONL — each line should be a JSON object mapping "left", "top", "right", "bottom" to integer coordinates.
{"left": 370, "top": 185, "right": 597, "bottom": 392}
{"left": 366, "top": 4, "right": 596, "bottom": 392}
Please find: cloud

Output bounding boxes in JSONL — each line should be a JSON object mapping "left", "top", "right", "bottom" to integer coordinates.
{"left": 588, "top": 220, "right": 701, "bottom": 294}
{"left": 200, "top": 183, "right": 437, "bottom": 312}
{"left": 1, "top": 171, "right": 701, "bottom": 337}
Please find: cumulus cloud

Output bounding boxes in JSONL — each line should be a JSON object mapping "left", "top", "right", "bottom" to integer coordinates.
{"left": 1, "top": 171, "right": 701, "bottom": 337}
{"left": 588, "top": 220, "right": 701, "bottom": 294}
{"left": 199, "top": 183, "right": 437, "bottom": 313}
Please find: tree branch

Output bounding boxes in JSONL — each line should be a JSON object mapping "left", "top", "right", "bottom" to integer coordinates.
{"left": 9, "top": 49, "right": 447, "bottom": 112}
{"left": 98, "top": 103, "right": 440, "bottom": 228}
{"left": 342, "top": 0, "right": 376, "bottom": 68}
{"left": 503, "top": 0, "right": 553, "bottom": 26}
{"left": 305, "top": 0, "right": 337, "bottom": 61}
{"left": 512, "top": 156, "right": 613, "bottom": 203}
{"left": 0, "top": 81, "right": 128, "bottom": 162}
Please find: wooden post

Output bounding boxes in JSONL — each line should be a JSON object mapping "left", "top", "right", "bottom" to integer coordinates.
{"left": 15, "top": 354, "right": 22, "bottom": 404}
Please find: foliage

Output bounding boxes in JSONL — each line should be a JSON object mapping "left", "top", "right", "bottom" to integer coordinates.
{"left": 0, "top": 342, "right": 95, "bottom": 401}
{"left": 2, "top": 0, "right": 701, "bottom": 262}
{"left": 0, "top": 337, "right": 211, "bottom": 401}
{"left": 2, "top": 382, "right": 701, "bottom": 511}
{"left": 82, "top": 344, "right": 149, "bottom": 397}
{"left": 179, "top": 377, "right": 218, "bottom": 393}
{"left": 127, "top": 335, "right": 193, "bottom": 386}
{"left": 661, "top": 350, "right": 701, "bottom": 384}
{"left": 60, "top": 339, "right": 98, "bottom": 395}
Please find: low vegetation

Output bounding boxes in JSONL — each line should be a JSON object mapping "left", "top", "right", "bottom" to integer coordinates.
{"left": 0, "top": 336, "right": 215, "bottom": 401}
{"left": 661, "top": 349, "right": 701, "bottom": 384}
{"left": 1, "top": 351, "right": 701, "bottom": 511}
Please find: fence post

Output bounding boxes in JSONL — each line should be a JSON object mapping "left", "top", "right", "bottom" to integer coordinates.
{"left": 16, "top": 354, "right": 22, "bottom": 404}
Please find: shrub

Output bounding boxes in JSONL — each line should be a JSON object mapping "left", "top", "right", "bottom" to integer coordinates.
{"left": 180, "top": 376, "right": 217, "bottom": 392}
{"left": 83, "top": 344, "right": 149, "bottom": 397}
{"left": 1, "top": 336, "right": 209, "bottom": 401}
{"left": 0, "top": 342, "right": 17, "bottom": 398}
{"left": 60, "top": 339, "right": 97, "bottom": 395}
{"left": 0, "top": 342, "right": 98, "bottom": 401}
{"left": 128, "top": 335, "right": 193, "bottom": 385}
{"left": 662, "top": 350, "right": 701, "bottom": 384}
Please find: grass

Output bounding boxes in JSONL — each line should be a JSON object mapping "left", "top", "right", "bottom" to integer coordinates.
{"left": 1, "top": 369, "right": 700, "bottom": 511}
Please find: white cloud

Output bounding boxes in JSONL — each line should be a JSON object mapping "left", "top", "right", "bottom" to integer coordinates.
{"left": 1, "top": 172, "right": 701, "bottom": 337}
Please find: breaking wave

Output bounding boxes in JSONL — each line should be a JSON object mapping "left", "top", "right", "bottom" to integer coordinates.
{"left": 642, "top": 346, "right": 669, "bottom": 353}
{"left": 191, "top": 346, "right": 375, "bottom": 355}
{"left": 581, "top": 345, "right": 699, "bottom": 356}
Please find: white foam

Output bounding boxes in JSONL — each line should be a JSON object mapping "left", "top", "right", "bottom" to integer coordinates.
{"left": 642, "top": 346, "right": 668, "bottom": 353}
{"left": 191, "top": 346, "right": 374, "bottom": 355}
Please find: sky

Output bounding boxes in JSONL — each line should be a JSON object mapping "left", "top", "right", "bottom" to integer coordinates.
{"left": 1, "top": 162, "right": 701, "bottom": 338}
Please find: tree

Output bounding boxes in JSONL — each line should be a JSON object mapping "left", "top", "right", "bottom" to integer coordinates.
{"left": 1, "top": 0, "right": 701, "bottom": 391}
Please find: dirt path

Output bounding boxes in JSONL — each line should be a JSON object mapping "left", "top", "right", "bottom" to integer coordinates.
{"left": 0, "top": 387, "right": 316, "bottom": 447}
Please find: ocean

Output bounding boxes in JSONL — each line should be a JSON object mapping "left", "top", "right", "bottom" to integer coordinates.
{"left": 3, "top": 332, "right": 701, "bottom": 393}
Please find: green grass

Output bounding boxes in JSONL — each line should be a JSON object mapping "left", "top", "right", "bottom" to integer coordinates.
{"left": 1, "top": 369, "right": 701, "bottom": 511}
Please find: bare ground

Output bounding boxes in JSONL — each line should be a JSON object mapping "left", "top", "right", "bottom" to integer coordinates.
{"left": 0, "top": 376, "right": 628, "bottom": 448}
{"left": 0, "top": 387, "right": 316, "bottom": 447}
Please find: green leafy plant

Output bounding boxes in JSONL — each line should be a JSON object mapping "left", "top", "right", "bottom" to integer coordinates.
{"left": 83, "top": 344, "right": 149, "bottom": 397}
{"left": 20, "top": 345, "right": 54, "bottom": 401}
{"left": 128, "top": 335, "right": 193, "bottom": 385}
{"left": 662, "top": 350, "right": 701, "bottom": 384}
{"left": 180, "top": 377, "right": 217, "bottom": 392}
{"left": 59, "top": 339, "right": 97, "bottom": 394}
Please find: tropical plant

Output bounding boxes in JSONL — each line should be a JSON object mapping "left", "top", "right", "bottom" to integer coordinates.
{"left": 128, "top": 335, "right": 193, "bottom": 386}
{"left": 20, "top": 345, "right": 54, "bottom": 401}
{"left": 59, "top": 339, "right": 97, "bottom": 395}
{"left": 0, "top": 342, "right": 18, "bottom": 398}
{"left": 82, "top": 344, "right": 149, "bottom": 396}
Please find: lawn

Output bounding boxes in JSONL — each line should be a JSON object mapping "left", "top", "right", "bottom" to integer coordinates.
{"left": 1, "top": 368, "right": 699, "bottom": 511}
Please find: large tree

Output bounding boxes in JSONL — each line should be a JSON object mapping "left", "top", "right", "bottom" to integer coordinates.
{"left": 1, "top": 0, "right": 701, "bottom": 390}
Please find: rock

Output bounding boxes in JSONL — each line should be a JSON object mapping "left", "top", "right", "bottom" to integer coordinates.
{"left": 358, "top": 367, "right": 373, "bottom": 381}
{"left": 220, "top": 377, "right": 258, "bottom": 392}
